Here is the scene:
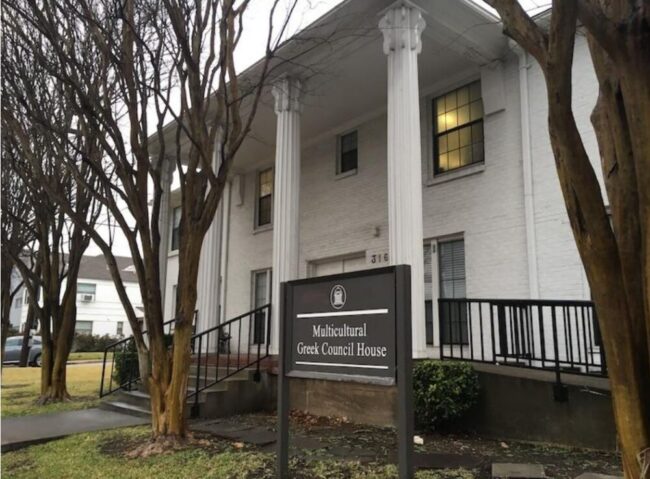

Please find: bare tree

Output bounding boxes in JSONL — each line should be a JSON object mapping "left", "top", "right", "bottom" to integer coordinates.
{"left": 2, "top": 25, "right": 103, "bottom": 401}
{"left": 0, "top": 150, "right": 31, "bottom": 360}
{"left": 483, "top": 1, "right": 649, "bottom": 477}
{"left": 3, "top": 0, "right": 329, "bottom": 445}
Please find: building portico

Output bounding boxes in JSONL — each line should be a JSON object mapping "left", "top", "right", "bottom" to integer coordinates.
{"left": 157, "top": 0, "right": 597, "bottom": 369}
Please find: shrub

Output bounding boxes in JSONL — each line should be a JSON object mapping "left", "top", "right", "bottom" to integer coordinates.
{"left": 73, "top": 333, "right": 119, "bottom": 352}
{"left": 413, "top": 360, "right": 480, "bottom": 431}
{"left": 114, "top": 340, "right": 139, "bottom": 388}
{"left": 113, "top": 333, "right": 174, "bottom": 388}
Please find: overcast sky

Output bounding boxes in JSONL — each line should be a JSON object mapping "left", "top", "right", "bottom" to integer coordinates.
{"left": 87, "top": 0, "right": 551, "bottom": 259}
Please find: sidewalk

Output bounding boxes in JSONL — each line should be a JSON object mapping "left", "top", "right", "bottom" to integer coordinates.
{"left": 1, "top": 408, "right": 148, "bottom": 452}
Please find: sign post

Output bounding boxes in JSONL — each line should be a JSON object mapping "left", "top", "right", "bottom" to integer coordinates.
{"left": 277, "top": 265, "right": 413, "bottom": 478}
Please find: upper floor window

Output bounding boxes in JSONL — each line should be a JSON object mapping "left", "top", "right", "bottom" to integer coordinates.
{"left": 433, "top": 81, "right": 484, "bottom": 175}
{"left": 256, "top": 168, "right": 273, "bottom": 228}
{"left": 337, "top": 130, "right": 358, "bottom": 175}
{"left": 171, "top": 206, "right": 181, "bottom": 251}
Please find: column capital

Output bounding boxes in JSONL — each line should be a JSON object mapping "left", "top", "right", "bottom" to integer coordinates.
{"left": 378, "top": 1, "right": 426, "bottom": 55}
{"left": 272, "top": 77, "right": 302, "bottom": 115}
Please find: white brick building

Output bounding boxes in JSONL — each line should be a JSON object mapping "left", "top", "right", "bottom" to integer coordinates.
{"left": 157, "top": 0, "right": 605, "bottom": 368}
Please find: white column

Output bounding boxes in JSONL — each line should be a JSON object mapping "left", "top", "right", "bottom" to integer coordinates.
{"left": 196, "top": 140, "right": 223, "bottom": 334}
{"left": 379, "top": 2, "right": 427, "bottom": 358}
{"left": 158, "top": 157, "right": 175, "bottom": 316}
{"left": 270, "top": 77, "right": 302, "bottom": 355}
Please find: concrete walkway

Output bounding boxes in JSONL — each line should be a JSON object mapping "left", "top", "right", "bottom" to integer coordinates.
{"left": 1, "top": 408, "right": 148, "bottom": 452}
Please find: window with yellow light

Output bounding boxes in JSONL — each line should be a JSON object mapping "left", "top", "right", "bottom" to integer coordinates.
{"left": 433, "top": 81, "right": 484, "bottom": 175}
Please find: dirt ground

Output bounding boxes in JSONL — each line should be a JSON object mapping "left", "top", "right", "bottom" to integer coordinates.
{"left": 185, "top": 412, "right": 622, "bottom": 479}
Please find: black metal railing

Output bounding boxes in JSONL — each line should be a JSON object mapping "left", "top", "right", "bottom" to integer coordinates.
{"left": 439, "top": 298, "right": 607, "bottom": 378}
{"left": 188, "top": 303, "right": 271, "bottom": 417}
{"left": 99, "top": 312, "right": 197, "bottom": 397}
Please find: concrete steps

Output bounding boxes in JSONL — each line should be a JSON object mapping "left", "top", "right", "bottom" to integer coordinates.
{"left": 99, "top": 369, "right": 274, "bottom": 420}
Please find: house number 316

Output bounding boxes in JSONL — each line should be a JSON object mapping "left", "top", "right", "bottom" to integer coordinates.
{"left": 370, "top": 253, "right": 389, "bottom": 264}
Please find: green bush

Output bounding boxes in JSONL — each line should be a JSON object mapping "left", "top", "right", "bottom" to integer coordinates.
{"left": 413, "top": 360, "right": 480, "bottom": 431}
{"left": 73, "top": 333, "right": 118, "bottom": 352}
{"left": 113, "top": 333, "right": 174, "bottom": 388}
{"left": 114, "top": 340, "right": 139, "bottom": 388}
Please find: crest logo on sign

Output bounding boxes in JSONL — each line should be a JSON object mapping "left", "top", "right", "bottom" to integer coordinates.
{"left": 330, "top": 285, "right": 346, "bottom": 309}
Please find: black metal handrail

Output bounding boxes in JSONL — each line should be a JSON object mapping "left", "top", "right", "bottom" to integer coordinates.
{"left": 188, "top": 303, "right": 271, "bottom": 417}
{"left": 438, "top": 298, "right": 607, "bottom": 379}
{"left": 99, "top": 312, "right": 197, "bottom": 397}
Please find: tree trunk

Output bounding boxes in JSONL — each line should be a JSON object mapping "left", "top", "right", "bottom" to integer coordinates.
{"left": 1, "top": 297, "right": 10, "bottom": 365}
{"left": 147, "top": 235, "right": 202, "bottom": 442}
{"left": 37, "top": 291, "right": 77, "bottom": 403}
{"left": 1, "top": 262, "right": 11, "bottom": 362}
{"left": 19, "top": 303, "right": 37, "bottom": 367}
{"left": 1, "top": 316, "right": 8, "bottom": 366}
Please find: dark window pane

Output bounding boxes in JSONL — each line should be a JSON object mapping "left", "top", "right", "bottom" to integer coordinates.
{"left": 341, "top": 150, "right": 357, "bottom": 173}
{"left": 171, "top": 228, "right": 180, "bottom": 250}
{"left": 339, "top": 131, "right": 358, "bottom": 173}
{"left": 341, "top": 131, "right": 357, "bottom": 153}
{"left": 258, "top": 195, "right": 272, "bottom": 226}
{"left": 257, "top": 169, "right": 273, "bottom": 227}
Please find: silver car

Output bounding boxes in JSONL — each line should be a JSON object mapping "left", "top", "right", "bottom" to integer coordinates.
{"left": 3, "top": 336, "right": 42, "bottom": 366}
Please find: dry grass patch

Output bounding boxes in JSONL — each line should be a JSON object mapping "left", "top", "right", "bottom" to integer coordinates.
{"left": 1, "top": 363, "right": 102, "bottom": 417}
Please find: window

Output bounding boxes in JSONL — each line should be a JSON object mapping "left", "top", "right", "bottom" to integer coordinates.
{"left": 6, "top": 337, "right": 21, "bottom": 348}
{"left": 116, "top": 322, "right": 124, "bottom": 337}
{"left": 75, "top": 321, "right": 93, "bottom": 335}
{"left": 256, "top": 169, "right": 273, "bottom": 228}
{"left": 439, "top": 239, "right": 468, "bottom": 344}
{"left": 171, "top": 207, "right": 181, "bottom": 251}
{"left": 252, "top": 269, "right": 271, "bottom": 344}
{"left": 77, "top": 283, "right": 96, "bottom": 303}
{"left": 14, "top": 294, "right": 22, "bottom": 308}
{"left": 433, "top": 81, "right": 484, "bottom": 174}
{"left": 337, "top": 130, "right": 358, "bottom": 175}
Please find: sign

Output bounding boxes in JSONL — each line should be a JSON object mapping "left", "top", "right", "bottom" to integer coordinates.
{"left": 277, "top": 265, "right": 413, "bottom": 478}
{"left": 286, "top": 268, "right": 401, "bottom": 382}
{"left": 366, "top": 249, "right": 389, "bottom": 266}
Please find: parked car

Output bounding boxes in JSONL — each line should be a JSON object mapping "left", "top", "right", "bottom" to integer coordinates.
{"left": 3, "top": 336, "right": 42, "bottom": 367}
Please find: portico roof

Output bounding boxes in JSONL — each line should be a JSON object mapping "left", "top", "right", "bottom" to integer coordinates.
{"left": 148, "top": 0, "right": 507, "bottom": 173}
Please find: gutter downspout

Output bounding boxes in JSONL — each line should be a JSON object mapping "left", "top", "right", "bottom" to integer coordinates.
{"left": 218, "top": 179, "right": 232, "bottom": 323}
{"left": 516, "top": 47, "right": 540, "bottom": 299}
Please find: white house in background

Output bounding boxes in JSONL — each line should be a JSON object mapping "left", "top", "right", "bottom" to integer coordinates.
{"left": 153, "top": 0, "right": 605, "bottom": 371}
{"left": 15, "top": 254, "right": 142, "bottom": 337}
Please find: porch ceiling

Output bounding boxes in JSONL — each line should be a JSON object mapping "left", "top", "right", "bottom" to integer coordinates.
{"left": 149, "top": 0, "right": 506, "bottom": 173}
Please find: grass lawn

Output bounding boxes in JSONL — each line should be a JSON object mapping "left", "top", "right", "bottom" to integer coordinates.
{"left": 68, "top": 352, "right": 110, "bottom": 362}
{"left": 1, "top": 426, "right": 461, "bottom": 479}
{"left": 1, "top": 363, "right": 102, "bottom": 417}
